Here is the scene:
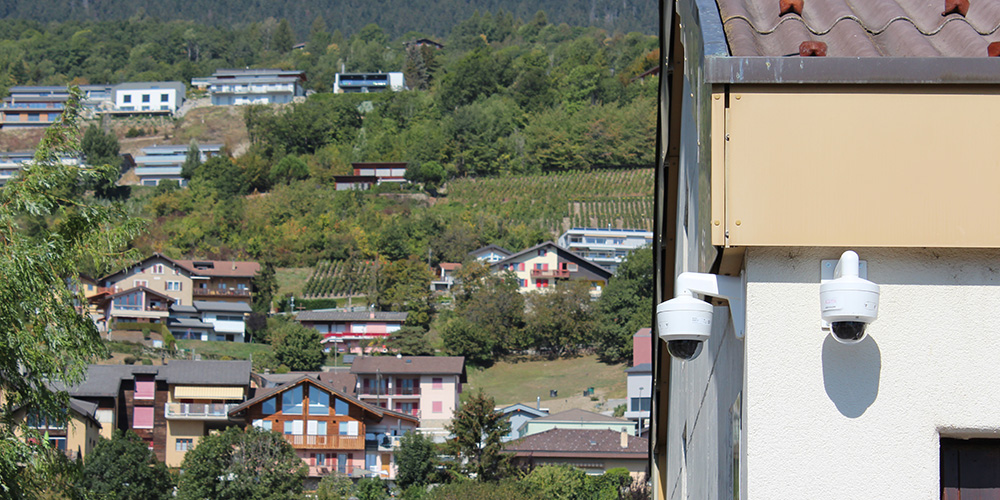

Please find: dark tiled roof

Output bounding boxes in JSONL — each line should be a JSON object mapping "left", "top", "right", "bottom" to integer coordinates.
{"left": 532, "top": 408, "right": 631, "bottom": 423}
{"left": 719, "top": 0, "right": 1000, "bottom": 57}
{"left": 317, "top": 371, "right": 358, "bottom": 396}
{"left": 164, "top": 360, "right": 252, "bottom": 386}
{"left": 350, "top": 356, "right": 465, "bottom": 376}
{"left": 191, "top": 300, "right": 252, "bottom": 313}
{"left": 504, "top": 428, "right": 648, "bottom": 456}
{"left": 296, "top": 311, "right": 409, "bottom": 322}
{"left": 625, "top": 363, "right": 652, "bottom": 374}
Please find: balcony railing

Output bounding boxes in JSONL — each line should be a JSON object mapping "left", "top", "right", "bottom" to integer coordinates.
{"left": 358, "top": 387, "right": 419, "bottom": 397}
{"left": 164, "top": 403, "right": 238, "bottom": 420}
{"left": 394, "top": 387, "right": 420, "bottom": 396}
{"left": 192, "top": 288, "right": 251, "bottom": 298}
{"left": 530, "top": 269, "right": 571, "bottom": 279}
{"left": 283, "top": 434, "right": 365, "bottom": 450}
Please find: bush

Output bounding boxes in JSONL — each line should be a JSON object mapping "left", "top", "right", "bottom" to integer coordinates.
{"left": 612, "top": 404, "right": 626, "bottom": 418}
{"left": 125, "top": 127, "right": 146, "bottom": 138}
{"left": 141, "top": 358, "right": 153, "bottom": 365}
{"left": 162, "top": 332, "right": 177, "bottom": 350}
{"left": 123, "top": 356, "right": 138, "bottom": 365}
{"left": 111, "top": 322, "right": 169, "bottom": 336}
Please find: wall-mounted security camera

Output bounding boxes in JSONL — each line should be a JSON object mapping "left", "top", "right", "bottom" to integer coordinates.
{"left": 657, "top": 272, "right": 745, "bottom": 361}
{"left": 820, "top": 250, "right": 879, "bottom": 344}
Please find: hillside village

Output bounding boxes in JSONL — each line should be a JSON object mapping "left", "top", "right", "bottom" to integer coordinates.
{"left": 0, "top": 7, "right": 659, "bottom": 500}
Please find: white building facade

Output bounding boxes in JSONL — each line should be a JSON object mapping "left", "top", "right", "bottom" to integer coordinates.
{"left": 557, "top": 228, "right": 652, "bottom": 273}
{"left": 111, "top": 82, "right": 186, "bottom": 114}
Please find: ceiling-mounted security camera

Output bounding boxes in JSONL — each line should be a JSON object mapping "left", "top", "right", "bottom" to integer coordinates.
{"left": 657, "top": 272, "right": 745, "bottom": 361}
{"left": 820, "top": 250, "right": 879, "bottom": 344}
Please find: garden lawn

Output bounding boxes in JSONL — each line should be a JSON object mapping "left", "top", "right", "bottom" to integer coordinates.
{"left": 176, "top": 339, "right": 273, "bottom": 361}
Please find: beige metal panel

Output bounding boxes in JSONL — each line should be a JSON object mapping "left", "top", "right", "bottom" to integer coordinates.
{"left": 711, "top": 87, "right": 727, "bottom": 245}
{"left": 725, "top": 86, "right": 1000, "bottom": 247}
{"left": 173, "top": 385, "right": 245, "bottom": 399}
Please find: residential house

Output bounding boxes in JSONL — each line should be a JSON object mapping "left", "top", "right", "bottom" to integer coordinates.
{"left": 497, "top": 403, "right": 548, "bottom": 442}
{"left": 557, "top": 228, "right": 653, "bottom": 273}
{"left": 133, "top": 143, "right": 223, "bottom": 187}
{"left": 653, "top": 0, "right": 1000, "bottom": 498}
{"left": 503, "top": 428, "right": 649, "bottom": 478}
{"left": 11, "top": 398, "right": 103, "bottom": 460}
{"left": 333, "top": 72, "right": 405, "bottom": 93}
{"left": 100, "top": 254, "right": 259, "bottom": 340}
{"left": 59, "top": 361, "right": 251, "bottom": 466}
{"left": 403, "top": 39, "right": 444, "bottom": 50}
{"left": 624, "top": 329, "right": 652, "bottom": 427}
{"left": 205, "top": 69, "right": 306, "bottom": 106}
{"left": 431, "top": 263, "right": 461, "bottom": 292}
{"left": 469, "top": 244, "right": 513, "bottom": 263}
{"left": 0, "top": 86, "right": 70, "bottom": 127}
{"left": 296, "top": 311, "right": 408, "bottom": 354}
{"left": 227, "top": 375, "right": 418, "bottom": 481}
{"left": 350, "top": 356, "right": 466, "bottom": 435}
{"left": 491, "top": 241, "right": 613, "bottom": 298}
{"left": 110, "top": 82, "right": 186, "bottom": 115}
{"left": 332, "top": 162, "right": 408, "bottom": 191}
{"left": 0, "top": 151, "right": 83, "bottom": 187}
{"left": 519, "top": 409, "right": 635, "bottom": 438}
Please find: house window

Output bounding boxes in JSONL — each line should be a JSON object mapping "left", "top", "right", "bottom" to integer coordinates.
{"left": 284, "top": 420, "right": 303, "bottom": 435}
{"left": 123, "top": 95, "right": 131, "bottom": 103}
{"left": 339, "top": 421, "right": 359, "bottom": 436}
{"left": 133, "top": 280, "right": 148, "bottom": 288}
{"left": 942, "top": 438, "right": 1000, "bottom": 497}
{"left": 631, "top": 397, "right": 651, "bottom": 412}
{"left": 218, "top": 283, "right": 227, "bottom": 290}
{"left": 307, "top": 420, "right": 327, "bottom": 436}
{"left": 175, "top": 438, "right": 193, "bottom": 451}
{"left": 519, "top": 263, "right": 525, "bottom": 271}
{"left": 133, "top": 406, "right": 154, "bottom": 429}
{"left": 536, "top": 279, "right": 549, "bottom": 288}
{"left": 537, "top": 249, "right": 547, "bottom": 257}
{"left": 309, "top": 386, "right": 330, "bottom": 415}
{"left": 432, "top": 401, "right": 442, "bottom": 413}
{"left": 262, "top": 397, "right": 276, "bottom": 415}
{"left": 166, "top": 281, "right": 182, "bottom": 291}
{"left": 334, "top": 398, "right": 349, "bottom": 416}
{"left": 49, "top": 436, "right": 67, "bottom": 451}
{"left": 518, "top": 279, "right": 526, "bottom": 287}
{"left": 141, "top": 94, "right": 150, "bottom": 103}
{"left": 152, "top": 264, "right": 164, "bottom": 274}
{"left": 134, "top": 377, "right": 155, "bottom": 399}
{"left": 160, "top": 93, "right": 169, "bottom": 102}
{"left": 316, "top": 453, "right": 326, "bottom": 466}
{"left": 432, "top": 377, "right": 443, "bottom": 390}
{"left": 282, "top": 386, "right": 303, "bottom": 414}
{"left": 252, "top": 419, "right": 273, "bottom": 431}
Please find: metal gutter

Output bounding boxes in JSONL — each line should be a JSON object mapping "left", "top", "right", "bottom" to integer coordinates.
{"left": 696, "top": 0, "right": 730, "bottom": 57}
{"left": 706, "top": 56, "right": 1000, "bottom": 84}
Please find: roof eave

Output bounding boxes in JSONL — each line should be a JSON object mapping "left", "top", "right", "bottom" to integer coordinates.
{"left": 705, "top": 56, "right": 1000, "bottom": 85}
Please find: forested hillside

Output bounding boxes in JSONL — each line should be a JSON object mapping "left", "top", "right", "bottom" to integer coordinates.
{"left": 0, "top": 0, "right": 656, "bottom": 37}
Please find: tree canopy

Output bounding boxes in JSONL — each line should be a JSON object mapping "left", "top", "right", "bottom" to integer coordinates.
{"left": 82, "top": 431, "right": 174, "bottom": 500}
{"left": 445, "top": 390, "right": 510, "bottom": 481}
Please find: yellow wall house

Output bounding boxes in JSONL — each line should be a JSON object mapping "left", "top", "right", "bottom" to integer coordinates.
{"left": 12, "top": 398, "right": 103, "bottom": 460}
{"left": 490, "top": 241, "right": 613, "bottom": 298}
{"left": 653, "top": 0, "right": 1000, "bottom": 499}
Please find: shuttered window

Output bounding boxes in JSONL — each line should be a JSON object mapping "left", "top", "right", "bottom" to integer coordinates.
{"left": 133, "top": 407, "right": 154, "bottom": 429}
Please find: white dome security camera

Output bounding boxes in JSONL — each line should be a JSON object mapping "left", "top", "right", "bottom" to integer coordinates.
{"left": 657, "top": 272, "right": 745, "bottom": 361}
{"left": 820, "top": 250, "right": 879, "bottom": 344}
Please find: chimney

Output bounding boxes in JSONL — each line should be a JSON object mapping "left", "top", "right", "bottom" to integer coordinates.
{"left": 537, "top": 396, "right": 541, "bottom": 410}
{"left": 370, "top": 312, "right": 375, "bottom": 319}
{"left": 620, "top": 430, "right": 628, "bottom": 449}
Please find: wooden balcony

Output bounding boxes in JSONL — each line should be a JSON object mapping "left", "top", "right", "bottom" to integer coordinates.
{"left": 530, "top": 269, "right": 570, "bottom": 279}
{"left": 193, "top": 288, "right": 250, "bottom": 298}
{"left": 282, "top": 434, "right": 365, "bottom": 450}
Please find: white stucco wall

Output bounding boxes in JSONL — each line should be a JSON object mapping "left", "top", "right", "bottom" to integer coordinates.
{"left": 745, "top": 247, "right": 1000, "bottom": 499}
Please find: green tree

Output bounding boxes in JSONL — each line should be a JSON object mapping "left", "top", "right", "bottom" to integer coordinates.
{"left": 81, "top": 124, "right": 122, "bottom": 197}
{"left": 445, "top": 390, "right": 510, "bottom": 481}
{"left": 177, "top": 426, "right": 305, "bottom": 500}
{"left": 387, "top": 326, "right": 435, "bottom": 356}
{"left": 251, "top": 261, "right": 277, "bottom": 314}
{"left": 438, "top": 47, "right": 513, "bottom": 110}
{"left": 306, "top": 15, "right": 331, "bottom": 59}
{"left": 82, "top": 431, "right": 174, "bottom": 499}
{"left": 270, "top": 154, "right": 310, "bottom": 184}
{"left": 0, "top": 88, "right": 142, "bottom": 499}
{"left": 191, "top": 155, "right": 246, "bottom": 197}
{"left": 378, "top": 257, "right": 435, "bottom": 329}
{"left": 355, "top": 477, "right": 389, "bottom": 500}
{"left": 396, "top": 430, "right": 436, "bottom": 489}
{"left": 273, "top": 19, "right": 295, "bottom": 53}
{"left": 315, "top": 473, "right": 353, "bottom": 500}
{"left": 453, "top": 262, "right": 526, "bottom": 355}
{"left": 273, "top": 321, "right": 325, "bottom": 371}
{"left": 595, "top": 247, "right": 653, "bottom": 363}
{"left": 405, "top": 160, "right": 447, "bottom": 194}
{"left": 441, "top": 316, "right": 495, "bottom": 367}
{"left": 524, "top": 280, "right": 595, "bottom": 357}
{"left": 180, "top": 140, "right": 201, "bottom": 180}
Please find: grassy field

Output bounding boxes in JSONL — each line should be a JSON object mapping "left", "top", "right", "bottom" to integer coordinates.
{"left": 465, "top": 355, "right": 627, "bottom": 413}
{"left": 276, "top": 267, "right": 313, "bottom": 297}
{"left": 176, "top": 339, "right": 273, "bottom": 360}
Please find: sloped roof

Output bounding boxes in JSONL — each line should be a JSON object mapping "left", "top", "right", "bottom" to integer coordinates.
{"left": 491, "top": 241, "right": 613, "bottom": 279}
{"left": 101, "top": 253, "right": 260, "bottom": 281}
{"left": 469, "top": 244, "right": 513, "bottom": 258}
{"left": 296, "top": 311, "right": 409, "bottom": 322}
{"left": 108, "top": 286, "right": 175, "bottom": 302}
{"left": 350, "top": 356, "right": 466, "bottom": 378}
{"left": 498, "top": 403, "right": 549, "bottom": 418}
{"left": 719, "top": 0, "right": 1000, "bottom": 57}
{"left": 532, "top": 408, "right": 631, "bottom": 423}
{"left": 504, "top": 428, "right": 648, "bottom": 457}
{"left": 164, "top": 360, "right": 252, "bottom": 386}
{"left": 192, "top": 301, "right": 252, "bottom": 313}
{"left": 317, "top": 371, "right": 358, "bottom": 396}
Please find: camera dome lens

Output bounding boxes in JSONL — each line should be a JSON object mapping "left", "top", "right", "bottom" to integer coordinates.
{"left": 667, "top": 339, "right": 703, "bottom": 360}
{"left": 831, "top": 321, "right": 867, "bottom": 344}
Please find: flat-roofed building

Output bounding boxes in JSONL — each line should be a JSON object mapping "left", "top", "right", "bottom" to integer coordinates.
{"left": 333, "top": 72, "right": 405, "bottom": 93}
{"left": 205, "top": 69, "right": 306, "bottom": 106}
{"left": 133, "top": 143, "right": 223, "bottom": 187}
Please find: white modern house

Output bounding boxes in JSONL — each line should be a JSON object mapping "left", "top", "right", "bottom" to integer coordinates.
{"left": 557, "top": 227, "right": 652, "bottom": 273}
{"left": 0, "top": 151, "right": 82, "bottom": 187}
{"left": 204, "top": 69, "right": 306, "bottom": 106}
{"left": 333, "top": 72, "right": 405, "bottom": 93}
{"left": 168, "top": 301, "right": 251, "bottom": 342}
{"left": 133, "top": 143, "right": 223, "bottom": 187}
{"left": 110, "top": 82, "right": 186, "bottom": 114}
{"left": 652, "top": 0, "right": 1000, "bottom": 499}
